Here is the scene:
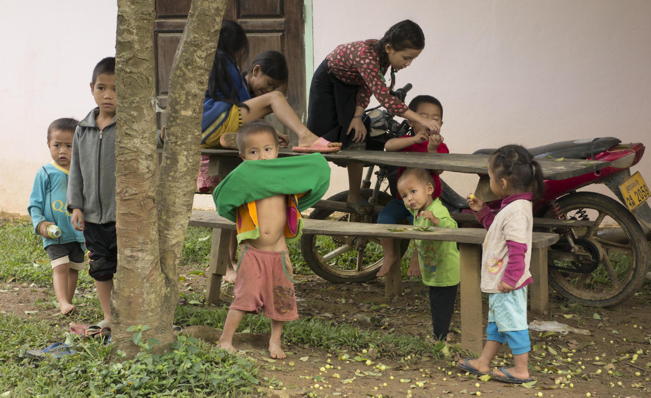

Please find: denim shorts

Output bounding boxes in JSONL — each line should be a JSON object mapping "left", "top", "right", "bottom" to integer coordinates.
{"left": 377, "top": 198, "right": 413, "bottom": 225}
{"left": 45, "top": 242, "right": 86, "bottom": 270}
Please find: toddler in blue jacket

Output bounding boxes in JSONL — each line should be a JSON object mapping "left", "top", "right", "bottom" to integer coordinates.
{"left": 28, "top": 118, "right": 86, "bottom": 315}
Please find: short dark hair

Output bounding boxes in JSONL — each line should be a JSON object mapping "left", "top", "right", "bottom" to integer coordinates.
{"left": 236, "top": 121, "right": 279, "bottom": 153}
{"left": 408, "top": 95, "right": 443, "bottom": 119}
{"left": 91, "top": 57, "right": 115, "bottom": 85}
{"left": 399, "top": 167, "right": 434, "bottom": 186}
{"left": 489, "top": 144, "right": 544, "bottom": 198}
{"left": 47, "top": 118, "right": 78, "bottom": 143}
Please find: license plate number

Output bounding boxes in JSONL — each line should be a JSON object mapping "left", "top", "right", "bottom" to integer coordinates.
{"left": 619, "top": 171, "right": 650, "bottom": 210}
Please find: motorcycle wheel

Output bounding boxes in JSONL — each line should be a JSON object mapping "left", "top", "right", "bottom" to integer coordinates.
{"left": 545, "top": 192, "right": 649, "bottom": 307}
{"left": 301, "top": 189, "right": 409, "bottom": 283}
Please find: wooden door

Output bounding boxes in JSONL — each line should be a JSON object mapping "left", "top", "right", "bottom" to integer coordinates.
{"left": 154, "top": 0, "right": 306, "bottom": 128}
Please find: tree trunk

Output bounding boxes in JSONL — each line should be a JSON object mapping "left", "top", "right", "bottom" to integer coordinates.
{"left": 113, "top": 0, "right": 162, "bottom": 356}
{"left": 113, "top": 0, "right": 226, "bottom": 356}
{"left": 156, "top": 0, "right": 226, "bottom": 340}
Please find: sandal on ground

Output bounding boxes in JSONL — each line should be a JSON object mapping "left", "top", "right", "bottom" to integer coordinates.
{"left": 25, "top": 342, "right": 76, "bottom": 360}
{"left": 458, "top": 358, "right": 487, "bottom": 376}
{"left": 291, "top": 137, "right": 342, "bottom": 153}
{"left": 490, "top": 367, "right": 535, "bottom": 384}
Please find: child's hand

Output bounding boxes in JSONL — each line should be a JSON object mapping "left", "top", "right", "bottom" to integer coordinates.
{"left": 418, "top": 210, "right": 439, "bottom": 225}
{"left": 407, "top": 252, "right": 421, "bottom": 277}
{"left": 467, "top": 193, "right": 484, "bottom": 212}
{"left": 421, "top": 119, "right": 441, "bottom": 134}
{"left": 71, "top": 209, "right": 85, "bottom": 231}
{"left": 429, "top": 132, "right": 443, "bottom": 147}
{"left": 37, "top": 221, "right": 54, "bottom": 238}
{"left": 498, "top": 280, "right": 515, "bottom": 293}
{"left": 413, "top": 131, "right": 428, "bottom": 143}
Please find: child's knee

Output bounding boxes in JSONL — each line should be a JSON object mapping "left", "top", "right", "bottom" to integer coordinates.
{"left": 52, "top": 262, "right": 70, "bottom": 274}
{"left": 504, "top": 330, "right": 530, "bottom": 354}
{"left": 89, "top": 257, "right": 117, "bottom": 281}
{"left": 267, "top": 90, "right": 284, "bottom": 102}
{"left": 485, "top": 322, "right": 506, "bottom": 344}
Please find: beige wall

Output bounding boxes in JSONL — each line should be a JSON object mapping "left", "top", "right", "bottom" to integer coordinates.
{"left": 0, "top": 1, "right": 117, "bottom": 215}
{"left": 312, "top": 0, "right": 651, "bottom": 199}
{"left": 2, "top": 1, "right": 650, "bottom": 215}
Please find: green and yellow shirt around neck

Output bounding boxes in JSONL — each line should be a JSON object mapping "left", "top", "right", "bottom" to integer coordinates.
{"left": 212, "top": 153, "right": 331, "bottom": 244}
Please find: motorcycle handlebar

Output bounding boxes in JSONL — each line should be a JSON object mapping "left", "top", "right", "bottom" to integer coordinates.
{"left": 390, "top": 83, "right": 412, "bottom": 102}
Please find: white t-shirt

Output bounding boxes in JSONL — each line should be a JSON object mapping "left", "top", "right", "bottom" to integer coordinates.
{"left": 480, "top": 199, "right": 533, "bottom": 293}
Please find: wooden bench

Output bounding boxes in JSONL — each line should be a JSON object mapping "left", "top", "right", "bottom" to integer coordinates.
{"left": 189, "top": 209, "right": 558, "bottom": 354}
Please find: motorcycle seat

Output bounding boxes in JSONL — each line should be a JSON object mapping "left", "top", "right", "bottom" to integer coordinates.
{"left": 473, "top": 137, "right": 621, "bottom": 159}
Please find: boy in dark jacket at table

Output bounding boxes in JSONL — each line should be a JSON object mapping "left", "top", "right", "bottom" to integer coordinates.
{"left": 376, "top": 95, "right": 450, "bottom": 276}
{"left": 67, "top": 57, "right": 117, "bottom": 330}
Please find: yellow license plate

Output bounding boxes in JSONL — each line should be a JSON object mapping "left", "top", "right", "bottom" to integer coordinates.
{"left": 619, "top": 171, "right": 650, "bottom": 210}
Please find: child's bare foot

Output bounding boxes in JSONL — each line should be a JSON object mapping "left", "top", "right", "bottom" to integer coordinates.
{"left": 297, "top": 130, "right": 342, "bottom": 149}
{"left": 218, "top": 341, "right": 237, "bottom": 354}
{"left": 458, "top": 358, "right": 490, "bottom": 375}
{"left": 376, "top": 261, "right": 392, "bottom": 277}
{"left": 268, "top": 341, "right": 286, "bottom": 359}
{"left": 224, "top": 266, "right": 237, "bottom": 283}
{"left": 59, "top": 303, "right": 75, "bottom": 315}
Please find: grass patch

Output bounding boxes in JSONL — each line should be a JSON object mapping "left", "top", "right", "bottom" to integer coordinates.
{"left": 175, "top": 304, "right": 451, "bottom": 359}
{"left": 0, "top": 218, "right": 94, "bottom": 289}
{"left": 181, "top": 226, "right": 213, "bottom": 265}
{"left": 0, "top": 314, "right": 259, "bottom": 397}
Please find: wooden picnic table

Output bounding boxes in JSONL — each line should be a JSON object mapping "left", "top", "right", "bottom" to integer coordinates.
{"left": 189, "top": 210, "right": 558, "bottom": 354}
{"left": 195, "top": 148, "right": 608, "bottom": 353}
{"left": 202, "top": 148, "right": 609, "bottom": 180}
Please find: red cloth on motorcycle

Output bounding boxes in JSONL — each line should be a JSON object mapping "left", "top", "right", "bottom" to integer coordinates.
{"left": 393, "top": 140, "right": 450, "bottom": 200}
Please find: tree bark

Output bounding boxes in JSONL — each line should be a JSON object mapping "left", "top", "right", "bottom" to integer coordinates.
{"left": 156, "top": 0, "right": 226, "bottom": 343}
{"left": 114, "top": 0, "right": 162, "bottom": 356}
{"left": 113, "top": 0, "right": 226, "bottom": 356}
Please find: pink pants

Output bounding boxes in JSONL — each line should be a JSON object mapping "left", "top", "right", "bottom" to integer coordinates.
{"left": 230, "top": 246, "right": 298, "bottom": 322}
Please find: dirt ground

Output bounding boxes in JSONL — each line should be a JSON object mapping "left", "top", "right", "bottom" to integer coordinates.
{"left": 2, "top": 271, "right": 649, "bottom": 398}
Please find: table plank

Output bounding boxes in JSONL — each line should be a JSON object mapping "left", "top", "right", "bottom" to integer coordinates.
{"left": 201, "top": 148, "right": 608, "bottom": 180}
{"left": 190, "top": 210, "right": 559, "bottom": 248}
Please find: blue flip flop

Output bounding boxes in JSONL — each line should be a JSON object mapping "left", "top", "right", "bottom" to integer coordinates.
{"left": 458, "top": 358, "right": 486, "bottom": 376}
{"left": 26, "top": 342, "right": 76, "bottom": 359}
{"left": 490, "top": 367, "right": 535, "bottom": 384}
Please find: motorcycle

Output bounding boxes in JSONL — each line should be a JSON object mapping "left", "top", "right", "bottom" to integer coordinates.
{"left": 301, "top": 84, "right": 650, "bottom": 307}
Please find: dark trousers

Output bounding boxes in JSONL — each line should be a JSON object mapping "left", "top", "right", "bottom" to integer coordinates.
{"left": 84, "top": 222, "right": 117, "bottom": 281}
{"left": 307, "top": 60, "right": 359, "bottom": 149}
{"left": 428, "top": 284, "right": 459, "bottom": 340}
